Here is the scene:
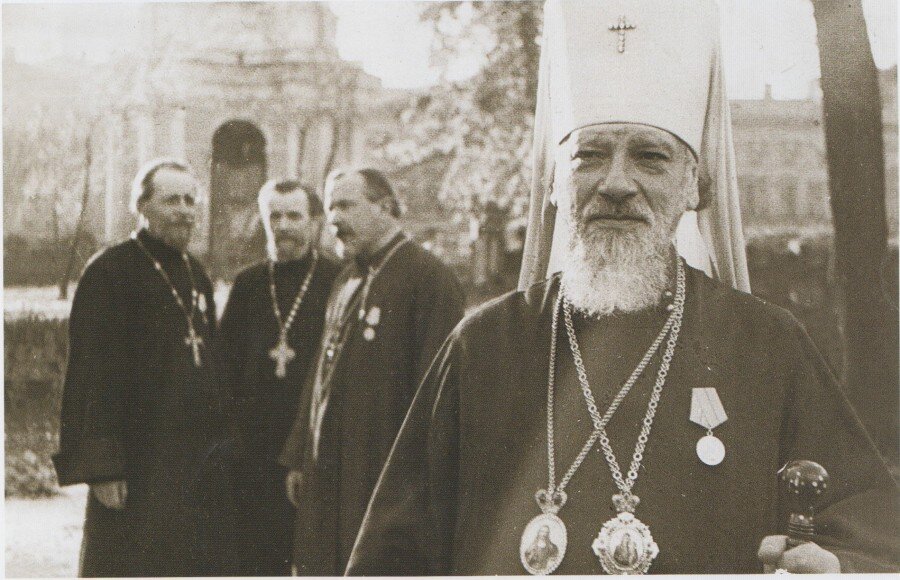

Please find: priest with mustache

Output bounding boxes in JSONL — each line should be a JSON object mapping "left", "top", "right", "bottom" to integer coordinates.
{"left": 217, "top": 180, "right": 341, "bottom": 575}
{"left": 347, "top": 0, "right": 898, "bottom": 574}
{"left": 278, "top": 168, "right": 466, "bottom": 575}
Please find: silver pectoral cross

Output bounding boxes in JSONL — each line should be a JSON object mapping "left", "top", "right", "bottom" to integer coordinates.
{"left": 609, "top": 15, "right": 636, "bottom": 53}
{"left": 269, "top": 334, "right": 296, "bottom": 379}
{"left": 185, "top": 326, "right": 204, "bottom": 367}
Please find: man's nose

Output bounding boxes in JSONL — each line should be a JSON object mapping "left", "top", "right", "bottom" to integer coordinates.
{"left": 598, "top": 154, "right": 638, "bottom": 202}
{"left": 176, "top": 198, "right": 196, "bottom": 218}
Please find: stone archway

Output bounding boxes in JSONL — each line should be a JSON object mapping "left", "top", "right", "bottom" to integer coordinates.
{"left": 209, "top": 120, "right": 267, "bottom": 279}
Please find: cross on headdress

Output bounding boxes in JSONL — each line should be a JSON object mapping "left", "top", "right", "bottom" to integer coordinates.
{"left": 609, "top": 15, "right": 636, "bottom": 53}
{"left": 519, "top": 0, "right": 751, "bottom": 292}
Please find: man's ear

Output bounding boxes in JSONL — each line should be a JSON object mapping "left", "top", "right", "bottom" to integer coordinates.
{"left": 311, "top": 219, "right": 325, "bottom": 244}
{"left": 135, "top": 198, "right": 151, "bottom": 223}
{"left": 685, "top": 162, "right": 702, "bottom": 211}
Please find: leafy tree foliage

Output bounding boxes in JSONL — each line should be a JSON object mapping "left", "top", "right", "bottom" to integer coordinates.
{"left": 374, "top": 1, "right": 542, "bottom": 219}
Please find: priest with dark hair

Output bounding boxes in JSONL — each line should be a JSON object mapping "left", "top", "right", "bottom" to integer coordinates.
{"left": 347, "top": 0, "right": 898, "bottom": 575}
{"left": 217, "top": 179, "right": 340, "bottom": 576}
{"left": 278, "top": 167, "right": 465, "bottom": 575}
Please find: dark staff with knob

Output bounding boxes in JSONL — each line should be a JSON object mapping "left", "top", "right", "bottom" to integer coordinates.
{"left": 759, "top": 460, "right": 836, "bottom": 573}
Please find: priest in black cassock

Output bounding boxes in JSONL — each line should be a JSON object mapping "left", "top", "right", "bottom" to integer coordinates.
{"left": 53, "top": 159, "right": 234, "bottom": 577}
{"left": 217, "top": 180, "right": 340, "bottom": 575}
{"left": 278, "top": 168, "right": 465, "bottom": 575}
{"left": 347, "top": 0, "right": 899, "bottom": 575}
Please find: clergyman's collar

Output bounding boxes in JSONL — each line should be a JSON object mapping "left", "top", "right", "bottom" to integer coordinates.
{"left": 135, "top": 228, "right": 186, "bottom": 262}
{"left": 355, "top": 228, "right": 405, "bottom": 271}
{"left": 273, "top": 249, "right": 316, "bottom": 272}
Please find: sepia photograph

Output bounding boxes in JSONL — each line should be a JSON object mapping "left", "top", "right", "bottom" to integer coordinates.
{"left": 3, "top": 0, "right": 898, "bottom": 576}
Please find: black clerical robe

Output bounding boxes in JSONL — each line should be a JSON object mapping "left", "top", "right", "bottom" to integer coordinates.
{"left": 347, "top": 266, "right": 899, "bottom": 575}
{"left": 217, "top": 253, "right": 340, "bottom": 576}
{"left": 279, "top": 237, "right": 465, "bottom": 575}
{"left": 53, "top": 230, "right": 234, "bottom": 577}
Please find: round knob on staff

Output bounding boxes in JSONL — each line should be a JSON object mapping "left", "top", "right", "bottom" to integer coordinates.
{"left": 779, "top": 460, "right": 830, "bottom": 547}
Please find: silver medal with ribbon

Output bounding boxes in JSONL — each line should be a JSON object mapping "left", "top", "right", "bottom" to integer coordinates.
{"left": 690, "top": 388, "right": 727, "bottom": 466}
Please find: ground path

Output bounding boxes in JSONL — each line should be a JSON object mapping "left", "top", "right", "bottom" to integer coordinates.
{"left": 5, "top": 486, "right": 86, "bottom": 577}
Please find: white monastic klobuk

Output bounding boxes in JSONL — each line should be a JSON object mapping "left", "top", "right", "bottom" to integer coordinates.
{"left": 519, "top": 0, "right": 751, "bottom": 292}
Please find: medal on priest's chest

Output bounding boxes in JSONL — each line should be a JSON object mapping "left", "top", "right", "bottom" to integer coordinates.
{"left": 352, "top": 237, "right": 405, "bottom": 344}
{"left": 359, "top": 306, "right": 381, "bottom": 342}
{"left": 522, "top": 259, "right": 686, "bottom": 575}
{"left": 690, "top": 388, "right": 727, "bottom": 466}
{"left": 268, "top": 253, "right": 318, "bottom": 379}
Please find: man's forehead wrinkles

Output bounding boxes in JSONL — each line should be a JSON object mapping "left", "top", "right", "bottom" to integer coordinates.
{"left": 574, "top": 126, "right": 675, "bottom": 147}
{"left": 573, "top": 129, "right": 621, "bottom": 147}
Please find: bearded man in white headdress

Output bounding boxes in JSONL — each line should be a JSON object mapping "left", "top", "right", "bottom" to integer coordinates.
{"left": 346, "top": 0, "right": 897, "bottom": 575}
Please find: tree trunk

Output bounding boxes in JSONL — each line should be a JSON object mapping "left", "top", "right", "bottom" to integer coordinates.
{"left": 59, "top": 130, "right": 93, "bottom": 300}
{"left": 812, "top": 0, "right": 897, "bottom": 463}
{"left": 322, "top": 115, "right": 342, "bottom": 184}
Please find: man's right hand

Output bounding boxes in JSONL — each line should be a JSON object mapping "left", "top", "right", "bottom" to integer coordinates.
{"left": 91, "top": 480, "right": 127, "bottom": 510}
{"left": 286, "top": 470, "right": 304, "bottom": 508}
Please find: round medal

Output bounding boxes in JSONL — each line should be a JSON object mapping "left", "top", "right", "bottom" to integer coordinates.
{"left": 696, "top": 434, "right": 725, "bottom": 466}
{"left": 363, "top": 327, "right": 376, "bottom": 341}
{"left": 520, "top": 513, "right": 567, "bottom": 575}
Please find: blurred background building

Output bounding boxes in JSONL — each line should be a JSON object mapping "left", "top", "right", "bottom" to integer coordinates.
{"left": 4, "top": 2, "right": 408, "bottom": 279}
{"left": 4, "top": 2, "right": 897, "bottom": 285}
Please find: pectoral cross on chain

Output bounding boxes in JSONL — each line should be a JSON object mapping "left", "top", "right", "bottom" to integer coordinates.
{"left": 185, "top": 325, "right": 204, "bottom": 367}
{"left": 609, "top": 15, "right": 636, "bottom": 53}
{"left": 269, "top": 334, "right": 296, "bottom": 379}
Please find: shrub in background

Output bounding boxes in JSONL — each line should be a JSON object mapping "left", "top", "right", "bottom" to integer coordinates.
{"left": 4, "top": 234, "right": 98, "bottom": 288}
{"left": 746, "top": 230, "right": 843, "bottom": 372}
{"left": 5, "top": 315, "right": 68, "bottom": 496}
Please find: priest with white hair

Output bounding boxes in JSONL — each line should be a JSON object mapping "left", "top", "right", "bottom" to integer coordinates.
{"left": 347, "top": 0, "right": 897, "bottom": 574}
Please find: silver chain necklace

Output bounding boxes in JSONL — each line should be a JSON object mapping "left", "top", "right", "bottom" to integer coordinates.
{"left": 577, "top": 259, "right": 686, "bottom": 574}
{"left": 132, "top": 231, "right": 208, "bottom": 368}
{"left": 519, "top": 259, "right": 686, "bottom": 576}
{"left": 267, "top": 251, "right": 319, "bottom": 379}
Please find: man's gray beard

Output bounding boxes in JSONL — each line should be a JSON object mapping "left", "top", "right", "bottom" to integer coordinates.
{"left": 560, "top": 224, "right": 672, "bottom": 317}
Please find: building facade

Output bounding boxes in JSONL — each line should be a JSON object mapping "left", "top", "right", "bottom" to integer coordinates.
{"left": 731, "top": 68, "right": 898, "bottom": 241}
{"left": 100, "top": 3, "right": 400, "bottom": 277}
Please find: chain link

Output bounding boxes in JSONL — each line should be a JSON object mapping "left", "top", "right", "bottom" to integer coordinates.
{"left": 132, "top": 231, "right": 208, "bottom": 329}
{"left": 586, "top": 261, "right": 686, "bottom": 497}
{"left": 543, "top": 259, "right": 687, "bottom": 505}
{"left": 269, "top": 251, "right": 319, "bottom": 339}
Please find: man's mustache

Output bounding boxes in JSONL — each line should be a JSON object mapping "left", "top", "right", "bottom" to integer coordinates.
{"left": 582, "top": 201, "right": 651, "bottom": 223}
{"left": 334, "top": 226, "right": 355, "bottom": 239}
